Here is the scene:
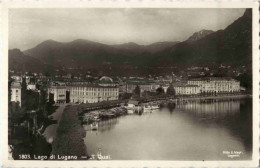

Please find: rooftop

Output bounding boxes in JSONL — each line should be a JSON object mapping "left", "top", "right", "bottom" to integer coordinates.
{"left": 188, "top": 77, "right": 236, "bottom": 81}
{"left": 50, "top": 83, "right": 118, "bottom": 88}
{"left": 172, "top": 84, "right": 199, "bottom": 87}
{"left": 11, "top": 82, "right": 21, "bottom": 88}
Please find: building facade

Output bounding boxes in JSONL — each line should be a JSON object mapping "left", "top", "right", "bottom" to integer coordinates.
{"left": 187, "top": 77, "right": 240, "bottom": 94}
{"left": 10, "top": 82, "right": 22, "bottom": 106}
{"left": 173, "top": 84, "right": 201, "bottom": 95}
{"left": 69, "top": 84, "right": 119, "bottom": 103}
{"left": 48, "top": 86, "right": 67, "bottom": 104}
{"left": 48, "top": 83, "right": 119, "bottom": 104}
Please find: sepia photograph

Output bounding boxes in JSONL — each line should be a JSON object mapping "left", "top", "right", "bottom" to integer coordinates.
{"left": 1, "top": 2, "right": 259, "bottom": 167}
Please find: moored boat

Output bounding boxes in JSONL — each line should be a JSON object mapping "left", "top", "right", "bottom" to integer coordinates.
{"left": 127, "top": 109, "right": 135, "bottom": 114}
{"left": 143, "top": 105, "right": 153, "bottom": 112}
{"left": 151, "top": 105, "right": 159, "bottom": 109}
{"left": 91, "top": 122, "right": 99, "bottom": 130}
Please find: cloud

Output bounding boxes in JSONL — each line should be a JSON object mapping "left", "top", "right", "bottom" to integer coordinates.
{"left": 9, "top": 8, "right": 245, "bottom": 50}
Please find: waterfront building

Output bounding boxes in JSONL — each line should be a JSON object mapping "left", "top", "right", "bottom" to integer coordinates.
{"left": 48, "top": 85, "right": 67, "bottom": 104}
{"left": 10, "top": 82, "right": 22, "bottom": 106}
{"left": 187, "top": 77, "right": 240, "bottom": 94}
{"left": 48, "top": 82, "right": 119, "bottom": 104}
{"left": 173, "top": 84, "right": 201, "bottom": 95}
{"left": 69, "top": 84, "right": 119, "bottom": 103}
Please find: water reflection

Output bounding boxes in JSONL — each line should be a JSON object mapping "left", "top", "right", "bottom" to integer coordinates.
{"left": 84, "top": 98, "right": 252, "bottom": 160}
{"left": 177, "top": 100, "right": 240, "bottom": 118}
{"left": 176, "top": 99, "right": 252, "bottom": 153}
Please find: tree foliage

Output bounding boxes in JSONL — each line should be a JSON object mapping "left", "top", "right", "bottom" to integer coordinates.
{"left": 235, "top": 73, "right": 252, "bottom": 92}
{"left": 156, "top": 87, "right": 165, "bottom": 95}
{"left": 166, "top": 85, "right": 176, "bottom": 96}
{"left": 133, "top": 85, "right": 141, "bottom": 98}
{"left": 119, "top": 92, "right": 132, "bottom": 100}
{"left": 9, "top": 102, "right": 24, "bottom": 125}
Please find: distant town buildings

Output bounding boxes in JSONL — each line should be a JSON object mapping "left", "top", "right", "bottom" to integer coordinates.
{"left": 9, "top": 71, "right": 243, "bottom": 105}
{"left": 27, "top": 83, "right": 36, "bottom": 90}
{"left": 10, "top": 75, "right": 22, "bottom": 82}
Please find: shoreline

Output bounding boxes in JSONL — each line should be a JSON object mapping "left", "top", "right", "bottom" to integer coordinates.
{"left": 161, "top": 94, "right": 251, "bottom": 102}
{"left": 78, "top": 93, "right": 251, "bottom": 113}
{"left": 79, "top": 94, "right": 251, "bottom": 125}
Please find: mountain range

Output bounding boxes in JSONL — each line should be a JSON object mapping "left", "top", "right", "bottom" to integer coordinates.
{"left": 9, "top": 9, "right": 252, "bottom": 76}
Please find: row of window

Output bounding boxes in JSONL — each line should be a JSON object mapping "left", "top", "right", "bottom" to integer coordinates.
{"left": 71, "top": 97, "right": 117, "bottom": 103}
{"left": 189, "top": 81, "right": 239, "bottom": 85}
{"left": 71, "top": 91, "right": 118, "bottom": 96}
{"left": 71, "top": 87, "right": 118, "bottom": 91}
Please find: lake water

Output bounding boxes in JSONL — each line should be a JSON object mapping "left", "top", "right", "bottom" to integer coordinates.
{"left": 83, "top": 98, "right": 252, "bottom": 160}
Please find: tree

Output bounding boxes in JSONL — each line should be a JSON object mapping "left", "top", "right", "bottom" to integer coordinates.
{"left": 21, "top": 77, "right": 27, "bottom": 107}
{"left": 156, "top": 87, "right": 165, "bottom": 95}
{"left": 119, "top": 93, "right": 132, "bottom": 100}
{"left": 133, "top": 85, "right": 141, "bottom": 98}
{"left": 142, "top": 90, "right": 150, "bottom": 98}
{"left": 9, "top": 102, "right": 24, "bottom": 125}
{"left": 166, "top": 84, "right": 176, "bottom": 96}
{"left": 22, "top": 89, "right": 40, "bottom": 111}
{"left": 235, "top": 73, "right": 252, "bottom": 92}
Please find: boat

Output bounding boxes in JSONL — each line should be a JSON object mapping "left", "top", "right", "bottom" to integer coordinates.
{"left": 127, "top": 109, "right": 135, "bottom": 114}
{"left": 151, "top": 105, "right": 159, "bottom": 109}
{"left": 91, "top": 122, "right": 99, "bottom": 130}
{"left": 143, "top": 105, "right": 153, "bottom": 112}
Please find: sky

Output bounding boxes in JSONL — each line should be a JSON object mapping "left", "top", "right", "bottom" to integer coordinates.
{"left": 9, "top": 8, "right": 246, "bottom": 50}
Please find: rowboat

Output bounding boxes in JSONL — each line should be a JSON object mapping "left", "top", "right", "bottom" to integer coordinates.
{"left": 91, "top": 122, "right": 98, "bottom": 130}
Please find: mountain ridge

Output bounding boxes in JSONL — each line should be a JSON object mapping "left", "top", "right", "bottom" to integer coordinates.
{"left": 187, "top": 29, "right": 214, "bottom": 42}
{"left": 10, "top": 9, "right": 251, "bottom": 76}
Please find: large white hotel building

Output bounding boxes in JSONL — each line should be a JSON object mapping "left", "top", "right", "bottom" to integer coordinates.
{"left": 187, "top": 77, "right": 240, "bottom": 94}
{"left": 69, "top": 84, "right": 119, "bottom": 103}
{"left": 48, "top": 84, "right": 119, "bottom": 104}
